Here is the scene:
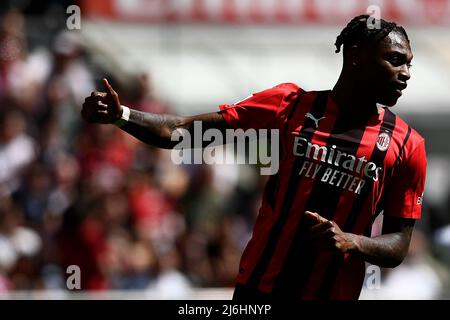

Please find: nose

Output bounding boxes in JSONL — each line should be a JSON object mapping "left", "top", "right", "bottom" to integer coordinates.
{"left": 398, "top": 64, "right": 411, "bottom": 82}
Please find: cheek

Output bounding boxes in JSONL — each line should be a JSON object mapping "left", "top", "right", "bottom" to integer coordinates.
{"left": 371, "top": 70, "right": 395, "bottom": 91}
{"left": 378, "top": 62, "right": 397, "bottom": 80}
{"left": 365, "top": 71, "right": 384, "bottom": 89}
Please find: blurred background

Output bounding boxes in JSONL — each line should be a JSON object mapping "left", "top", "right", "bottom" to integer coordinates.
{"left": 0, "top": 0, "right": 449, "bottom": 300}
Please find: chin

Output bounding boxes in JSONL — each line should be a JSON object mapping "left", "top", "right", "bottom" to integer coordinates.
{"left": 383, "top": 100, "right": 397, "bottom": 107}
{"left": 379, "top": 95, "right": 400, "bottom": 107}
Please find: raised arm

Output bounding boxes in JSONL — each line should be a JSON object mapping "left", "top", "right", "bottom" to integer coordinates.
{"left": 81, "top": 79, "right": 226, "bottom": 149}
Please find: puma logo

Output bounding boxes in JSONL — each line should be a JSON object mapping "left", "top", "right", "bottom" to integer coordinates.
{"left": 305, "top": 113, "right": 326, "bottom": 128}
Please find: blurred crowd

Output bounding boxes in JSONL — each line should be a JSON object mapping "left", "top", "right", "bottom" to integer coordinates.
{"left": 0, "top": 7, "right": 261, "bottom": 296}
{"left": 0, "top": 6, "right": 449, "bottom": 299}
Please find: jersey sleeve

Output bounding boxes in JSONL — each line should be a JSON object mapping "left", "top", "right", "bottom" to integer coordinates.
{"left": 218, "top": 83, "right": 301, "bottom": 130}
{"left": 383, "top": 139, "right": 427, "bottom": 219}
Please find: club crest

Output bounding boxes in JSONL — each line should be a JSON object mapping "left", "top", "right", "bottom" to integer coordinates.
{"left": 376, "top": 132, "right": 391, "bottom": 151}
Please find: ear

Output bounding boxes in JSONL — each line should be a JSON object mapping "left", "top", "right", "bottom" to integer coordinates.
{"left": 347, "top": 45, "right": 362, "bottom": 67}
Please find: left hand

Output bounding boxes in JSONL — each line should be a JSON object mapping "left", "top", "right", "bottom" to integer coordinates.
{"left": 304, "top": 211, "right": 359, "bottom": 254}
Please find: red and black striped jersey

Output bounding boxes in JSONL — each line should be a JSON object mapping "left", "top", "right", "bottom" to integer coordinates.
{"left": 219, "top": 83, "right": 427, "bottom": 300}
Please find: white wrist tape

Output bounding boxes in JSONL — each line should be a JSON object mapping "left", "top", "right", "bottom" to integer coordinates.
{"left": 114, "top": 106, "right": 130, "bottom": 127}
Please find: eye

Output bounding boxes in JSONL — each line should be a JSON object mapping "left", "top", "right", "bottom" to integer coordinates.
{"left": 388, "top": 55, "right": 402, "bottom": 66}
{"left": 386, "top": 53, "right": 408, "bottom": 67}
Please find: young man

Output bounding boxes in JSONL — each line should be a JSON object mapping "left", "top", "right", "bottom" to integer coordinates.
{"left": 81, "top": 15, "right": 427, "bottom": 300}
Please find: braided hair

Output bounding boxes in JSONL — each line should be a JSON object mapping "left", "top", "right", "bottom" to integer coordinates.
{"left": 335, "top": 15, "right": 409, "bottom": 54}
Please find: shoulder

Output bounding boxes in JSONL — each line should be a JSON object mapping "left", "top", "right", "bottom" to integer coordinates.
{"left": 253, "top": 82, "right": 306, "bottom": 103}
{"left": 394, "top": 113, "right": 425, "bottom": 143}
{"left": 236, "top": 82, "right": 304, "bottom": 105}
{"left": 251, "top": 82, "right": 303, "bottom": 96}
{"left": 391, "top": 112, "right": 426, "bottom": 160}
{"left": 270, "top": 82, "right": 304, "bottom": 95}
{"left": 272, "top": 82, "right": 301, "bottom": 91}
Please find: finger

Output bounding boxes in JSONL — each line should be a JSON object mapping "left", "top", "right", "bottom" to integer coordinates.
{"left": 85, "top": 95, "right": 103, "bottom": 104}
{"left": 310, "top": 226, "right": 335, "bottom": 241}
{"left": 304, "top": 211, "right": 328, "bottom": 224}
{"left": 90, "top": 91, "right": 107, "bottom": 98}
{"left": 309, "top": 220, "right": 335, "bottom": 242}
{"left": 97, "top": 101, "right": 108, "bottom": 108}
{"left": 311, "top": 221, "right": 333, "bottom": 234}
{"left": 304, "top": 211, "right": 318, "bottom": 221}
{"left": 103, "top": 78, "right": 115, "bottom": 95}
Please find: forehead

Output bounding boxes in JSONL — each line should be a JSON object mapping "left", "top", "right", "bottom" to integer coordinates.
{"left": 378, "top": 31, "right": 413, "bottom": 57}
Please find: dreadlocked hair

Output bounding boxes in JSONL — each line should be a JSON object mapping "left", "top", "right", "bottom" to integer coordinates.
{"left": 335, "top": 14, "right": 409, "bottom": 54}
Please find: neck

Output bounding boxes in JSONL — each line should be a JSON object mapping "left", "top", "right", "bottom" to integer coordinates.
{"left": 331, "top": 71, "right": 380, "bottom": 115}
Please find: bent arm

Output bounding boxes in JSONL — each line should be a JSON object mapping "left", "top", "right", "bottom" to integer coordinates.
{"left": 350, "top": 216, "right": 415, "bottom": 268}
{"left": 306, "top": 211, "right": 415, "bottom": 268}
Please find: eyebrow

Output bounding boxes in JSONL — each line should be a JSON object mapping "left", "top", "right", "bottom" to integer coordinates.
{"left": 387, "top": 49, "right": 413, "bottom": 62}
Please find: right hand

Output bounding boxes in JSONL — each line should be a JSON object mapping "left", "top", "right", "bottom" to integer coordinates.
{"left": 81, "top": 78, "right": 122, "bottom": 124}
{"left": 304, "top": 211, "right": 358, "bottom": 254}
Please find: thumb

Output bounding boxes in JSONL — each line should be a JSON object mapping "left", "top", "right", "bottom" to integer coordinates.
{"left": 103, "top": 78, "right": 115, "bottom": 95}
